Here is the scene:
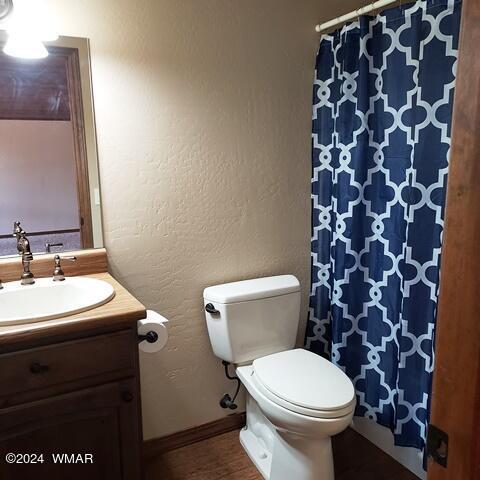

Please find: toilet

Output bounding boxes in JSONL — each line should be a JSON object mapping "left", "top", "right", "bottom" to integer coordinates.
{"left": 203, "top": 275, "right": 356, "bottom": 480}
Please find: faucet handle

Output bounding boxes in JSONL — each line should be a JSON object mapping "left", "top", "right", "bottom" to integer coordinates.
{"left": 53, "top": 255, "right": 77, "bottom": 282}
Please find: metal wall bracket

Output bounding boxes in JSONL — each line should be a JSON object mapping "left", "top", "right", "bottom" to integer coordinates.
{"left": 427, "top": 424, "right": 449, "bottom": 468}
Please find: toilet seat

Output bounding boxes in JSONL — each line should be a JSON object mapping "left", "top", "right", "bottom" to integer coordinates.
{"left": 251, "top": 349, "right": 356, "bottom": 419}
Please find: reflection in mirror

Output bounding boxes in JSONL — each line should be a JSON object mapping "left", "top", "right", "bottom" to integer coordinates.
{"left": 0, "top": 34, "right": 103, "bottom": 257}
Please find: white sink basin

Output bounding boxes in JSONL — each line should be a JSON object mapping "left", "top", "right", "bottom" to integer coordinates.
{"left": 0, "top": 277, "right": 115, "bottom": 326}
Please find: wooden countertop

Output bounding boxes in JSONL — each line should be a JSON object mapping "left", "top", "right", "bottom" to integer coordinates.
{"left": 0, "top": 273, "right": 147, "bottom": 348}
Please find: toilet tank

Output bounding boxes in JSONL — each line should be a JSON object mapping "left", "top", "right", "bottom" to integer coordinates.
{"left": 203, "top": 275, "right": 301, "bottom": 365}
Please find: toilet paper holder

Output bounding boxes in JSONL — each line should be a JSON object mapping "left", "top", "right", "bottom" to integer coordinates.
{"left": 137, "top": 310, "right": 169, "bottom": 353}
{"left": 137, "top": 331, "right": 159, "bottom": 344}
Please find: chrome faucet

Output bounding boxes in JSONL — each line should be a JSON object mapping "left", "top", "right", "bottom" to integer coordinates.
{"left": 13, "top": 221, "right": 35, "bottom": 285}
{"left": 53, "top": 255, "right": 77, "bottom": 281}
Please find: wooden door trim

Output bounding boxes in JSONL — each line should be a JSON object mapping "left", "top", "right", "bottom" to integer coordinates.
{"left": 428, "top": 0, "right": 480, "bottom": 477}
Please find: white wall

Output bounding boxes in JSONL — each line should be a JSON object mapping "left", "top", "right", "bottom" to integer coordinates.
{"left": 0, "top": 120, "right": 79, "bottom": 234}
{"left": 42, "top": 0, "right": 366, "bottom": 440}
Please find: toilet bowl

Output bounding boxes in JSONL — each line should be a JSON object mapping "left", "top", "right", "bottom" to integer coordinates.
{"left": 236, "top": 349, "right": 355, "bottom": 480}
{"left": 203, "top": 275, "right": 356, "bottom": 480}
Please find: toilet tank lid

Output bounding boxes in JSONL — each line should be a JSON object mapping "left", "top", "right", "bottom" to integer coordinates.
{"left": 203, "top": 275, "right": 300, "bottom": 304}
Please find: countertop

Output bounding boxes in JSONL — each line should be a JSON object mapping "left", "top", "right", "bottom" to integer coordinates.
{"left": 0, "top": 273, "right": 147, "bottom": 348}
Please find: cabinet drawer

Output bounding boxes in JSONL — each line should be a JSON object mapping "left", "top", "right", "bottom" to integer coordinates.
{"left": 0, "top": 330, "right": 135, "bottom": 398}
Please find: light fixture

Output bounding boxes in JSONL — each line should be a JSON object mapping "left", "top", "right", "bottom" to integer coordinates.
{"left": 0, "top": 0, "right": 13, "bottom": 21}
{"left": 3, "top": 33, "right": 48, "bottom": 58}
{"left": 2, "top": 0, "right": 58, "bottom": 59}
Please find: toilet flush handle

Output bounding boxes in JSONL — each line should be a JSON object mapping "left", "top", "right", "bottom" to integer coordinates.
{"left": 205, "top": 303, "right": 220, "bottom": 315}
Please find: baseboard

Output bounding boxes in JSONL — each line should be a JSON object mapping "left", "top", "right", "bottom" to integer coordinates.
{"left": 143, "top": 412, "right": 246, "bottom": 460}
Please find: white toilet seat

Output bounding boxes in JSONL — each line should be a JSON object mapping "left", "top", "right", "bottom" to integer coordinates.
{"left": 251, "top": 348, "right": 356, "bottom": 419}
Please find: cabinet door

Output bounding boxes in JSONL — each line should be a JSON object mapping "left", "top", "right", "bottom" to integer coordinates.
{"left": 0, "top": 379, "right": 142, "bottom": 480}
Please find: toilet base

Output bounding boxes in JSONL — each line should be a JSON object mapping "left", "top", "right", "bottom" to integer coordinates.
{"left": 240, "top": 427, "right": 271, "bottom": 479}
{"left": 240, "top": 393, "right": 335, "bottom": 480}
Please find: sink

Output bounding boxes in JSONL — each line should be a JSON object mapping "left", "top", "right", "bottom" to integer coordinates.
{"left": 0, "top": 277, "right": 115, "bottom": 326}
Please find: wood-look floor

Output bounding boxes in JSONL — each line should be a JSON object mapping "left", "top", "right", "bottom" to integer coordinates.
{"left": 145, "top": 427, "right": 419, "bottom": 480}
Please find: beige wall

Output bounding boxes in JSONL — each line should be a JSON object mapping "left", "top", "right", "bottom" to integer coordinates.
{"left": 44, "top": 0, "right": 364, "bottom": 440}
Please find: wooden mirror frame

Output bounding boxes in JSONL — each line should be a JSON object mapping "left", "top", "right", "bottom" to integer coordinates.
{"left": 52, "top": 45, "right": 94, "bottom": 248}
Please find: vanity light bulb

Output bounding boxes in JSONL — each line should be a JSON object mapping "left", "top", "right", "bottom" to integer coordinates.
{"left": 3, "top": 0, "right": 59, "bottom": 55}
{"left": 3, "top": 34, "right": 48, "bottom": 59}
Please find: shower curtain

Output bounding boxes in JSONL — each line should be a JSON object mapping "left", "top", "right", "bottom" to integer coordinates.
{"left": 305, "top": 0, "right": 462, "bottom": 451}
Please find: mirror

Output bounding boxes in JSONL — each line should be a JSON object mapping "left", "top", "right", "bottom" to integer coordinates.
{"left": 0, "top": 34, "right": 103, "bottom": 257}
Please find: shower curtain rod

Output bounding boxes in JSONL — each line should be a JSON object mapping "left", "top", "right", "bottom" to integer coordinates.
{"left": 315, "top": 0, "right": 398, "bottom": 32}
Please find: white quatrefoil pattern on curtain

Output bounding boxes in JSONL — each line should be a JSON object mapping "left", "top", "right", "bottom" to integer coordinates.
{"left": 304, "top": 0, "right": 462, "bottom": 451}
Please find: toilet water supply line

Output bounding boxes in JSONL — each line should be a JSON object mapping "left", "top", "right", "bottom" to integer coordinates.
{"left": 220, "top": 361, "right": 241, "bottom": 410}
{"left": 315, "top": 0, "right": 399, "bottom": 32}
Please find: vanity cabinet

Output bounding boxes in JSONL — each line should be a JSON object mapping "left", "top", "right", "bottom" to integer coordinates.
{"left": 0, "top": 327, "right": 143, "bottom": 480}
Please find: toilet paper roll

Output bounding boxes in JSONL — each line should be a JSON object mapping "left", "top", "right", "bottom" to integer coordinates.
{"left": 138, "top": 310, "right": 169, "bottom": 353}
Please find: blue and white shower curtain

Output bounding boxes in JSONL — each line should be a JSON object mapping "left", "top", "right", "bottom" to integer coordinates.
{"left": 305, "top": 0, "right": 462, "bottom": 451}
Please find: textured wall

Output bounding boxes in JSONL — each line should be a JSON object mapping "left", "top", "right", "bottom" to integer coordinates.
{"left": 43, "top": 0, "right": 364, "bottom": 440}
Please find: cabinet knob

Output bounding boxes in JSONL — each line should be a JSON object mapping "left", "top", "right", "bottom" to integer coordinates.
{"left": 30, "top": 362, "right": 50, "bottom": 374}
{"left": 121, "top": 391, "right": 134, "bottom": 403}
